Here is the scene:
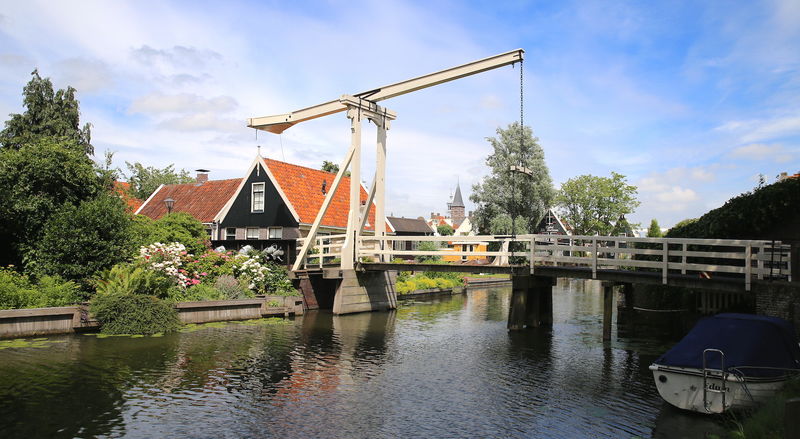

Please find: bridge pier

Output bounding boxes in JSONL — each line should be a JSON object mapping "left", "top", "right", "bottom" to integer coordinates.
{"left": 508, "top": 275, "right": 555, "bottom": 330}
{"left": 332, "top": 269, "right": 397, "bottom": 315}
{"left": 602, "top": 282, "right": 614, "bottom": 341}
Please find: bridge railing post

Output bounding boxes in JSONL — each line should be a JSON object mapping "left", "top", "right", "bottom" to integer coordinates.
{"left": 681, "top": 243, "right": 687, "bottom": 274}
{"left": 745, "top": 244, "right": 752, "bottom": 291}
{"left": 592, "top": 238, "right": 597, "bottom": 279}
{"left": 662, "top": 241, "right": 669, "bottom": 285}
{"left": 530, "top": 236, "right": 535, "bottom": 275}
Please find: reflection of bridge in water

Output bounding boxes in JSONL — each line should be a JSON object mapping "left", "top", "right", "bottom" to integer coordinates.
{"left": 291, "top": 233, "right": 792, "bottom": 338}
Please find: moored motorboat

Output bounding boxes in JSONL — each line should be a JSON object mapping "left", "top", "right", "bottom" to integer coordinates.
{"left": 649, "top": 313, "right": 800, "bottom": 414}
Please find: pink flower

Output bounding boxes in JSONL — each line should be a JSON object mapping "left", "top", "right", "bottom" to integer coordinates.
{"left": 181, "top": 251, "right": 187, "bottom": 255}
{"left": 201, "top": 272, "right": 207, "bottom": 276}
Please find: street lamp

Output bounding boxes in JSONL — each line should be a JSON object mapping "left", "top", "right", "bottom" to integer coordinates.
{"left": 164, "top": 197, "right": 175, "bottom": 214}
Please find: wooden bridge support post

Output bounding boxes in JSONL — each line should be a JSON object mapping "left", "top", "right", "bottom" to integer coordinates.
{"left": 603, "top": 282, "right": 614, "bottom": 341}
{"left": 508, "top": 274, "right": 554, "bottom": 331}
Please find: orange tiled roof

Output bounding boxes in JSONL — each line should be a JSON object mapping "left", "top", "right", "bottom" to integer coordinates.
{"left": 264, "top": 158, "right": 386, "bottom": 231}
{"left": 113, "top": 181, "right": 144, "bottom": 212}
{"left": 137, "top": 178, "right": 242, "bottom": 222}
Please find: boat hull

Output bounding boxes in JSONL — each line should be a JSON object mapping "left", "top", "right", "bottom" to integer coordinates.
{"left": 649, "top": 364, "right": 787, "bottom": 414}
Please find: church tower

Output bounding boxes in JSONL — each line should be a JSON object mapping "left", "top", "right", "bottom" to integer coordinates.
{"left": 448, "top": 182, "right": 466, "bottom": 228}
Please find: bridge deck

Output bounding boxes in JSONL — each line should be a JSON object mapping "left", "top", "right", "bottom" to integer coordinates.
{"left": 291, "top": 262, "right": 772, "bottom": 292}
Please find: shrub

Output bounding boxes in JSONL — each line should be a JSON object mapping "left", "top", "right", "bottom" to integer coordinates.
{"left": 215, "top": 275, "right": 250, "bottom": 299}
{"left": 91, "top": 294, "right": 180, "bottom": 335}
{"left": 94, "top": 264, "right": 173, "bottom": 298}
{"left": 0, "top": 268, "right": 82, "bottom": 309}
{"left": 168, "top": 284, "right": 223, "bottom": 302}
{"left": 134, "top": 212, "right": 209, "bottom": 255}
{"left": 0, "top": 267, "right": 35, "bottom": 309}
{"left": 192, "top": 250, "right": 237, "bottom": 281}
{"left": 32, "top": 194, "right": 134, "bottom": 284}
{"left": 36, "top": 275, "right": 82, "bottom": 307}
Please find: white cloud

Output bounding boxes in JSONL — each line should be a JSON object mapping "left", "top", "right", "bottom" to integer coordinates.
{"left": 716, "top": 115, "right": 800, "bottom": 143}
{"left": 52, "top": 57, "right": 114, "bottom": 93}
{"left": 131, "top": 45, "right": 223, "bottom": 69}
{"left": 129, "top": 93, "right": 238, "bottom": 114}
{"left": 729, "top": 143, "right": 795, "bottom": 163}
{"left": 157, "top": 113, "right": 243, "bottom": 133}
{"left": 655, "top": 186, "right": 698, "bottom": 205}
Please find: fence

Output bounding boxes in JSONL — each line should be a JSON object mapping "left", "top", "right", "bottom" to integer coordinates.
{"left": 296, "top": 234, "right": 792, "bottom": 291}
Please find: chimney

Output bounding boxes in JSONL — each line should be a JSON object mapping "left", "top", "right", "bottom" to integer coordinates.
{"left": 196, "top": 169, "right": 210, "bottom": 184}
{"left": 430, "top": 212, "right": 434, "bottom": 218}
{"left": 779, "top": 172, "right": 788, "bottom": 181}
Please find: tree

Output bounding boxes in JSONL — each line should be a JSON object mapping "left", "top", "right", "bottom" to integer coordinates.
{"left": 321, "top": 160, "right": 350, "bottom": 177}
{"left": 647, "top": 219, "right": 663, "bottom": 238}
{"left": 0, "top": 137, "right": 105, "bottom": 267}
{"left": 555, "top": 172, "right": 639, "bottom": 236}
{"left": 470, "top": 122, "right": 554, "bottom": 234}
{"left": 132, "top": 212, "right": 209, "bottom": 255}
{"left": 0, "top": 70, "right": 93, "bottom": 154}
{"left": 437, "top": 224, "right": 454, "bottom": 236}
{"left": 32, "top": 194, "right": 134, "bottom": 285}
{"left": 124, "top": 162, "right": 194, "bottom": 200}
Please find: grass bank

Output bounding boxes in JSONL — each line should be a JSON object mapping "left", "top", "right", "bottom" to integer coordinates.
{"left": 725, "top": 377, "right": 800, "bottom": 438}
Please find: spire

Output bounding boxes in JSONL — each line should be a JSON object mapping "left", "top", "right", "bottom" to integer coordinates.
{"left": 451, "top": 182, "right": 465, "bottom": 208}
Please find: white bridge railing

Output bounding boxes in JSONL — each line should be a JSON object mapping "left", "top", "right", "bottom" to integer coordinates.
{"left": 296, "top": 234, "right": 792, "bottom": 290}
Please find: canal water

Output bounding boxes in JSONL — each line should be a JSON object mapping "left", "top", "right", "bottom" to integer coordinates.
{"left": 0, "top": 281, "right": 729, "bottom": 438}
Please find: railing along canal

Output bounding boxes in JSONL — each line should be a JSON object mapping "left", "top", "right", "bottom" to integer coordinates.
{"left": 296, "top": 234, "right": 792, "bottom": 290}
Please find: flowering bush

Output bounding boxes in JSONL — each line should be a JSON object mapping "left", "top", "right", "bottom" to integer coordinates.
{"left": 138, "top": 242, "right": 204, "bottom": 288}
{"left": 133, "top": 243, "right": 297, "bottom": 299}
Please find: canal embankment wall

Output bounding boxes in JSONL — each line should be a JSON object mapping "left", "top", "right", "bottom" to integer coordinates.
{"left": 0, "top": 295, "right": 304, "bottom": 339}
{"left": 397, "top": 277, "right": 511, "bottom": 299}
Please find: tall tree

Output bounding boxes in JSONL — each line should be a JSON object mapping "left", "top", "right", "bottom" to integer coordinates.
{"left": 647, "top": 219, "right": 663, "bottom": 237}
{"left": 321, "top": 160, "right": 350, "bottom": 176}
{"left": 555, "top": 172, "right": 639, "bottom": 236}
{"left": 0, "top": 70, "right": 93, "bottom": 154}
{"left": 470, "top": 122, "right": 554, "bottom": 234}
{"left": 124, "top": 162, "right": 194, "bottom": 200}
{"left": 0, "top": 137, "right": 104, "bottom": 266}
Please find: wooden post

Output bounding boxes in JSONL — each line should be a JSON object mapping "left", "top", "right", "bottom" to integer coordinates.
{"left": 375, "top": 122, "right": 388, "bottom": 262}
{"left": 592, "top": 238, "right": 597, "bottom": 279}
{"left": 786, "top": 398, "right": 800, "bottom": 439}
{"left": 526, "top": 287, "right": 540, "bottom": 328}
{"left": 603, "top": 283, "right": 613, "bottom": 341}
{"left": 681, "top": 243, "right": 687, "bottom": 274}
{"left": 507, "top": 275, "right": 528, "bottom": 330}
{"left": 662, "top": 241, "right": 669, "bottom": 285}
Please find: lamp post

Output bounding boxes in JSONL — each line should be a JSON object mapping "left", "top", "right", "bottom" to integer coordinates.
{"left": 164, "top": 197, "right": 175, "bottom": 214}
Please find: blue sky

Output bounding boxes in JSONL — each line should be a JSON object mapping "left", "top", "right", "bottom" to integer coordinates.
{"left": 0, "top": 0, "right": 798, "bottom": 228}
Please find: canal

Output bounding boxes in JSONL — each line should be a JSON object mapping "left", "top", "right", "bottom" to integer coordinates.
{"left": 0, "top": 281, "right": 729, "bottom": 438}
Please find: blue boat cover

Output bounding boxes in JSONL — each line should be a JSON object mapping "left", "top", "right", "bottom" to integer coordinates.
{"left": 655, "top": 313, "right": 800, "bottom": 378}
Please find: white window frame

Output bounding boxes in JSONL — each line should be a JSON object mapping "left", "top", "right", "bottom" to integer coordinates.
{"left": 268, "top": 226, "right": 283, "bottom": 239}
{"left": 246, "top": 227, "right": 259, "bottom": 240}
{"left": 226, "top": 228, "right": 236, "bottom": 240}
{"left": 251, "top": 182, "right": 265, "bottom": 212}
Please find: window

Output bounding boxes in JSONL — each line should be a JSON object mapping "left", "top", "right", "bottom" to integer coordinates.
{"left": 246, "top": 227, "right": 259, "bottom": 240}
{"left": 226, "top": 228, "right": 236, "bottom": 240}
{"left": 204, "top": 226, "right": 212, "bottom": 238}
{"left": 268, "top": 227, "right": 283, "bottom": 239}
{"left": 251, "top": 182, "right": 265, "bottom": 212}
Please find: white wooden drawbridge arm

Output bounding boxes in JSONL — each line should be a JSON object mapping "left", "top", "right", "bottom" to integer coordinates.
{"left": 248, "top": 49, "right": 524, "bottom": 133}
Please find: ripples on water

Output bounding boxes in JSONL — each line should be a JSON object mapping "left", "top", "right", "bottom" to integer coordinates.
{"left": 0, "top": 280, "right": 728, "bottom": 438}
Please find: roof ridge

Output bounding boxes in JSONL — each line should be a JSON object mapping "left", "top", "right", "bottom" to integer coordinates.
{"left": 263, "top": 157, "right": 345, "bottom": 177}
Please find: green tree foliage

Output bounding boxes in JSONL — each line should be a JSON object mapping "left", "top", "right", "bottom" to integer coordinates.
{"left": 667, "top": 177, "right": 800, "bottom": 239}
{"left": 134, "top": 212, "right": 209, "bottom": 255}
{"left": 415, "top": 241, "right": 441, "bottom": 263}
{"left": 32, "top": 194, "right": 134, "bottom": 285}
{"left": 0, "top": 70, "right": 92, "bottom": 154}
{"left": 471, "top": 122, "right": 555, "bottom": 234}
{"left": 437, "top": 224, "right": 454, "bottom": 236}
{"left": 321, "top": 160, "right": 350, "bottom": 176}
{"left": 555, "top": 172, "right": 640, "bottom": 236}
{"left": 647, "top": 219, "right": 663, "bottom": 238}
{"left": 123, "top": 161, "right": 194, "bottom": 200}
{"left": 0, "top": 137, "right": 104, "bottom": 266}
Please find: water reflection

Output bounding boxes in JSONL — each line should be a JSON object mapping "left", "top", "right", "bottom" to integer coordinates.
{"left": 0, "top": 284, "right": 732, "bottom": 438}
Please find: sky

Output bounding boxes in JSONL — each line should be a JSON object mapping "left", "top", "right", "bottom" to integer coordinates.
{"left": 0, "top": 0, "right": 798, "bottom": 228}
